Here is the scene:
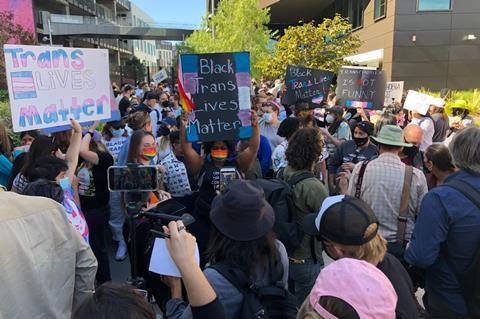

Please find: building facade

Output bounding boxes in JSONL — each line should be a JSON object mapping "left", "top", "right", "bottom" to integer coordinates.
{"left": 129, "top": 3, "right": 158, "bottom": 71}
{"left": 156, "top": 41, "right": 175, "bottom": 72}
{"left": 259, "top": 0, "right": 480, "bottom": 90}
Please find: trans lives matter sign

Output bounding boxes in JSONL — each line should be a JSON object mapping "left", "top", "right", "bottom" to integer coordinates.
{"left": 179, "top": 52, "right": 252, "bottom": 142}
{"left": 282, "top": 65, "right": 334, "bottom": 106}
{"left": 3, "top": 44, "right": 111, "bottom": 132}
{"left": 336, "top": 67, "right": 386, "bottom": 110}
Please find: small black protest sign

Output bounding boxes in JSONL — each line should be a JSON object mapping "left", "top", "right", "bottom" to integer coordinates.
{"left": 336, "top": 67, "right": 386, "bottom": 110}
{"left": 282, "top": 65, "right": 334, "bottom": 106}
{"left": 178, "top": 52, "right": 252, "bottom": 143}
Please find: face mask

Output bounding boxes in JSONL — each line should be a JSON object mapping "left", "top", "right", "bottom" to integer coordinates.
{"left": 141, "top": 147, "right": 157, "bottom": 161}
{"left": 162, "top": 100, "right": 169, "bottom": 108}
{"left": 111, "top": 128, "right": 125, "bottom": 138}
{"left": 326, "top": 114, "right": 335, "bottom": 124}
{"left": 211, "top": 149, "right": 228, "bottom": 161}
{"left": 354, "top": 136, "right": 369, "bottom": 147}
{"left": 263, "top": 113, "right": 273, "bottom": 124}
{"left": 404, "top": 145, "right": 419, "bottom": 159}
{"left": 344, "top": 113, "right": 352, "bottom": 121}
{"left": 59, "top": 177, "right": 70, "bottom": 191}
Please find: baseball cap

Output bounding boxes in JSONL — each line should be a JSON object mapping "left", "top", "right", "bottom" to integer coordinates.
{"left": 310, "top": 258, "right": 397, "bottom": 319}
{"left": 303, "top": 195, "right": 379, "bottom": 245}
{"left": 355, "top": 121, "right": 374, "bottom": 136}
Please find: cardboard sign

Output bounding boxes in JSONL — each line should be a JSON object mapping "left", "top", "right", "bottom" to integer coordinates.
{"left": 336, "top": 67, "right": 386, "bottom": 110}
{"left": 3, "top": 45, "right": 112, "bottom": 132}
{"left": 179, "top": 52, "right": 252, "bottom": 142}
{"left": 384, "top": 81, "right": 404, "bottom": 106}
{"left": 153, "top": 69, "right": 168, "bottom": 83}
{"left": 282, "top": 65, "right": 334, "bottom": 106}
{"left": 403, "top": 90, "right": 436, "bottom": 115}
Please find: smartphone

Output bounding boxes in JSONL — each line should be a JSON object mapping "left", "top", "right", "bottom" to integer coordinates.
{"left": 147, "top": 198, "right": 187, "bottom": 216}
{"left": 108, "top": 165, "right": 159, "bottom": 192}
{"left": 219, "top": 167, "right": 240, "bottom": 192}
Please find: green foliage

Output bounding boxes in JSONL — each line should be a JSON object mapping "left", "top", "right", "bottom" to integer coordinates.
{"left": 125, "top": 56, "right": 146, "bottom": 81}
{"left": 259, "top": 15, "right": 362, "bottom": 78}
{"left": 418, "top": 88, "right": 480, "bottom": 115}
{"left": 185, "top": 0, "right": 273, "bottom": 78}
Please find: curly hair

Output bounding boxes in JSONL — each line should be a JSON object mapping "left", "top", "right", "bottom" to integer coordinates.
{"left": 286, "top": 128, "right": 324, "bottom": 170}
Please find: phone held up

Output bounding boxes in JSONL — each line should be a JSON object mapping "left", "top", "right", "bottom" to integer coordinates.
{"left": 107, "top": 165, "right": 159, "bottom": 192}
{"left": 219, "top": 167, "right": 240, "bottom": 193}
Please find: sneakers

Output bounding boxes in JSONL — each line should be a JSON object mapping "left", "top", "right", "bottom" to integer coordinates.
{"left": 115, "top": 239, "right": 128, "bottom": 261}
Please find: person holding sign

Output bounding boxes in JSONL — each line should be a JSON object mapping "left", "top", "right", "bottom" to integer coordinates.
{"left": 180, "top": 111, "right": 260, "bottom": 260}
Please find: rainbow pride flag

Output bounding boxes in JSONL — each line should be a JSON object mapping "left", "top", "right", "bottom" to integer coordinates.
{"left": 177, "top": 62, "right": 195, "bottom": 113}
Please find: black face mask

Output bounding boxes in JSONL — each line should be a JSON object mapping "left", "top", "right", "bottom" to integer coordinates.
{"left": 157, "top": 124, "right": 170, "bottom": 137}
{"left": 161, "top": 100, "right": 170, "bottom": 108}
{"left": 353, "top": 136, "right": 369, "bottom": 147}
{"left": 404, "top": 145, "right": 419, "bottom": 159}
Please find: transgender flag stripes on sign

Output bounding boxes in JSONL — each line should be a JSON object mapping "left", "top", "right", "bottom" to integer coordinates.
{"left": 10, "top": 71, "right": 37, "bottom": 99}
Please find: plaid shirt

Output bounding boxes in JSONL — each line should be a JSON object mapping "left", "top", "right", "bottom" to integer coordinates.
{"left": 347, "top": 152, "right": 428, "bottom": 243}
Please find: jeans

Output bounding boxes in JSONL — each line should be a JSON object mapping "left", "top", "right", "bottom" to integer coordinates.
{"left": 109, "top": 192, "right": 125, "bottom": 241}
{"left": 83, "top": 205, "right": 111, "bottom": 285}
{"left": 288, "top": 258, "right": 323, "bottom": 306}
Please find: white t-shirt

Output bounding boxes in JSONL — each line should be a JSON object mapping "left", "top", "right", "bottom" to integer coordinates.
{"left": 272, "top": 140, "right": 288, "bottom": 173}
{"left": 411, "top": 116, "right": 434, "bottom": 151}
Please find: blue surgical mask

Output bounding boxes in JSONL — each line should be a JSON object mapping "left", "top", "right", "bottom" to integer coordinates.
{"left": 112, "top": 128, "right": 125, "bottom": 137}
{"left": 59, "top": 177, "right": 70, "bottom": 190}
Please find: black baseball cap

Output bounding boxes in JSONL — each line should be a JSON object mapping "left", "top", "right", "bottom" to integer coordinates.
{"left": 303, "top": 195, "right": 379, "bottom": 245}
{"left": 356, "top": 121, "right": 374, "bottom": 136}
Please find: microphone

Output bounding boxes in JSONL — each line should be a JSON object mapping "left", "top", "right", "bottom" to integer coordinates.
{"left": 142, "top": 212, "right": 196, "bottom": 227}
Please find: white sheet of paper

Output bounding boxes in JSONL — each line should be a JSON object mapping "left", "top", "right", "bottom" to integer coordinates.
{"left": 148, "top": 238, "right": 200, "bottom": 277}
{"left": 403, "top": 90, "right": 436, "bottom": 115}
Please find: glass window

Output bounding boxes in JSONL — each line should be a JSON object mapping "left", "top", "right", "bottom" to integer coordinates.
{"left": 417, "top": 0, "right": 450, "bottom": 11}
{"left": 336, "top": 0, "right": 363, "bottom": 30}
{"left": 374, "top": 0, "right": 386, "bottom": 19}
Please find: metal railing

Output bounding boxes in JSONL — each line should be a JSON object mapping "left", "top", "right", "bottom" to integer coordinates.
{"left": 116, "top": 0, "right": 131, "bottom": 11}
{"left": 68, "top": 0, "right": 96, "bottom": 14}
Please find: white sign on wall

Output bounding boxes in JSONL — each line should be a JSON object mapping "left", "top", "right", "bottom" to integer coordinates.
{"left": 4, "top": 44, "right": 111, "bottom": 132}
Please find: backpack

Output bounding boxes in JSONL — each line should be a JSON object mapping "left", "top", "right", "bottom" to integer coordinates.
{"left": 442, "top": 179, "right": 480, "bottom": 317}
{"left": 209, "top": 261, "right": 297, "bottom": 319}
{"left": 254, "top": 169, "right": 315, "bottom": 254}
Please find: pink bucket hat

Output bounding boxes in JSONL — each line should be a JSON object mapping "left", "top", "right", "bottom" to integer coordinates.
{"left": 309, "top": 258, "right": 397, "bottom": 319}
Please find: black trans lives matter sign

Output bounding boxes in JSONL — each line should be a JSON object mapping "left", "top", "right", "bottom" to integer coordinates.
{"left": 180, "top": 52, "right": 252, "bottom": 143}
{"left": 282, "top": 65, "right": 334, "bottom": 106}
{"left": 335, "top": 67, "right": 386, "bottom": 110}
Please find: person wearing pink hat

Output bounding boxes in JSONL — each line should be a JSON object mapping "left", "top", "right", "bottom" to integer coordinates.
{"left": 298, "top": 258, "right": 398, "bottom": 319}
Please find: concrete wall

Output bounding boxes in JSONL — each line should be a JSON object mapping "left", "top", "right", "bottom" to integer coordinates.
{"left": 353, "top": 0, "right": 397, "bottom": 80}
{"left": 392, "top": 0, "right": 480, "bottom": 90}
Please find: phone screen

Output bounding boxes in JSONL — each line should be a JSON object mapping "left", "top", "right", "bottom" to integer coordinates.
{"left": 219, "top": 168, "right": 239, "bottom": 192}
{"left": 108, "top": 166, "right": 159, "bottom": 192}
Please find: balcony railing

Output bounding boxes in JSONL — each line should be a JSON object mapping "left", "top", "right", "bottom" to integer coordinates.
{"left": 68, "top": 0, "right": 96, "bottom": 15}
{"left": 116, "top": 0, "right": 131, "bottom": 11}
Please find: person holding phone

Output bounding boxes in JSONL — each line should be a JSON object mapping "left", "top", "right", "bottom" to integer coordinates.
{"left": 179, "top": 111, "right": 260, "bottom": 261}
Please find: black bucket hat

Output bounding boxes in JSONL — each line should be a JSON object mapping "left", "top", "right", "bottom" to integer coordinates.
{"left": 210, "top": 180, "right": 275, "bottom": 241}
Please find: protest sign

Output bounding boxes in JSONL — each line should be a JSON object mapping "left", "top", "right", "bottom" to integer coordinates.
{"left": 336, "top": 67, "right": 386, "bottom": 110}
{"left": 403, "top": 90, "right": 436, "bottom": 115}
{"left": 153, "top": 68, "right": 168, "bottom": 83}
{"left": 178, "top": 52, "right": 252, "bottom": 142}
{"left": 3, "top": 44, "right": 112, "bottom": 132}
{"left": 149, "top": 238, "right": 200, "bottom": 277}
{"left": 282, "top": 65, "right": 334, "bottom": 106}
{"left": 384, "top": 81, "right": 404, "bottom": 106}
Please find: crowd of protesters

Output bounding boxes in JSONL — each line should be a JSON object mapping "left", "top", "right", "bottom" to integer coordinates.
{"left": 0, "top": 77, "right": 479, "bottom": 319}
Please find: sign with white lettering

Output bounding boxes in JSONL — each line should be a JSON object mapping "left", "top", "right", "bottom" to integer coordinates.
{"left": 178, "top": 52, "right": 252, "bottom": 142}
{"left": 3, "top": 44, "right": 111, "bottom": 132}
{"left": 282, "top": 65, "right": 334, "bottom": 106}
{"left": 384, "top": 81, "right": 404, "bottom": 106}
{"left": 336, "top": 67, "right": 386, "bottom": 110}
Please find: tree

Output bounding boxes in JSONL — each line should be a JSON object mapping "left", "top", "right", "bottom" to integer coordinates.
{"left": 185, "top": 0, "right": 273, "bottom": 78}
{"left": 0, "top": 11, "right": 36, "bottom": 89}
{"left": 125, "top": 56, "right": 146, "bottom": 82}
{"left": 259, "top": 15, "right": 362, "bottom": 78}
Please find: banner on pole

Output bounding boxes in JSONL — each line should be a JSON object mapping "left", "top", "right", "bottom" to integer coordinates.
{"left": 3, "top": 44, "right": 112, "bottom": 132}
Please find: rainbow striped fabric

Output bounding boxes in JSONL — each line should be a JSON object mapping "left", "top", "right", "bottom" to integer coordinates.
{"left": 177, "top": 62, "right": 195, "bottom": 113}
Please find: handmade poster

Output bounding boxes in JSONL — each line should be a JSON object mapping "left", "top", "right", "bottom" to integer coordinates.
{"left": 3, "top": 44, "right": 112, "bottom": 132}
{"left": 403, "top": 90, "right": 436, "bottom": 115}
{"left": 178, "top": 52, "right": 252, "bottom": 142}
{"left": 384, "top": 81, "right": 404, "bottom": 106}
{"left": 282, "top": 65, "right": 334, "bottom": 106}
{"left": 336, "top": 67, "right": 386, "bottom": 110}
{"left": 149, "top": 238, "right": 200, "bottom": 277}
{"left": 153, "top": 68, "right": 168, "bottom": 83}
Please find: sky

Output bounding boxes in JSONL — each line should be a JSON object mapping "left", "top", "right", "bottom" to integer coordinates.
{"left": 131, "top": 0, "right": 206, "bottom": 29}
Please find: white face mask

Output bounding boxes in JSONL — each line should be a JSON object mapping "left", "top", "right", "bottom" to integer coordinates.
{"left": 326, "top": 114, "right": 335, "bottom": 124}
{"left": 263, "top": 113, "right": 273, "bottom": 123}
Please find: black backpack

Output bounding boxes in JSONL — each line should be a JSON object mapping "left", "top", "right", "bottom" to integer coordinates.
{"left": 254, "top": 170, "right": 314, "bottom": 254}
{"left": 209, "top": 261, "right": 297, "bottom": 319}
{"left": 442, "top": 179, "right": 480, "bottom": 317}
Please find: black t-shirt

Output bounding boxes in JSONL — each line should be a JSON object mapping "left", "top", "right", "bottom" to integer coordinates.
{"left": 119, "top": 96, "right": 131, "bottom": 117}
{"left": 331, "top": 140, "right": 378, "bottom": 174}
{"left": 377, "top": 253, "right": 419, "bottom": 319}
{"left": 78, "top": 151, "right": 114, "bottom": 210}
{"left": 197, "top": 159, "right": 238, "bottom": 206}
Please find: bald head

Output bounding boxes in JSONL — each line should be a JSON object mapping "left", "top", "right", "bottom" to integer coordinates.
{"left": 404, "top": 124, "right": 423, "bottom": 148}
